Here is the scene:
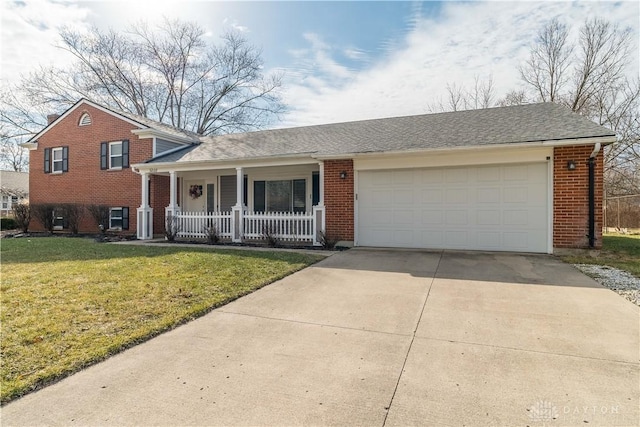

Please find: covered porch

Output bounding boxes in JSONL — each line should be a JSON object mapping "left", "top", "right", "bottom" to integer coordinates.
{"left": 136, "top": 159, "right": 327, "bottom": 246}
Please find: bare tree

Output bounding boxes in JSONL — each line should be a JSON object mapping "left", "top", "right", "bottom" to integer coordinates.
{"left": 5, "top": 18, "right": 284, "bottom": 140}
{"left": 428, "top": 75, "right": 497, "bottom": 112}
{"left": 497, "top": 89, "right": 529, "bottom": 107}
{"left": 0, "top": 133, "right": 29, "bottom": 171}
{"left": 518, "top": 18, "right": 573, "bottom": 103}
{"left": 519, "top": 17, "right": 639, "bottom": 196}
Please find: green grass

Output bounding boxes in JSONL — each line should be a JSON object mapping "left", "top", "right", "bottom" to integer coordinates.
{"left": 560, "top": 233, "right": 640, "bottom": 277}
{"left": 0, "top": 238, "right": 323, "bottom": 404}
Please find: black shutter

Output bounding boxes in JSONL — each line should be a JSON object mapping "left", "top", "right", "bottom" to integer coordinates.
{"left": 100, "top": 142, "right": 108, "bottom": 170}
{"left": 122, "top": 140, "right": 130, "bottom": 168}
{"left": 243, "top": 175, "right": 248, "bottom": 206}
{"left": 62, "top": 146, "right": 69, "bottom": 172}
{"left": 312, "top": 172, "right": 320, "bottom": 206}
{"left": 122, "top": 207, "right": 129, "bottom": 230}
{"left": 44, "top": 148, "right": 51, "bottom": 174}
{"left": 254, "top": 181, "right": 265, "bottom": 212}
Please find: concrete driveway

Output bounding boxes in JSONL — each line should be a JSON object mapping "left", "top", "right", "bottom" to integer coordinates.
{"left": 3, "top": 249, "right": 638, "bottom": 426}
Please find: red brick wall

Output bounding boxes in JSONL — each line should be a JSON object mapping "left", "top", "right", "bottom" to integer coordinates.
{"left": 29, "top": 104, "right": 159, "bottom": 234}
{"left": 324, "top": 159, "right": 354, "bottom": 241}
{"left": 553, "top": 145, "right": 604, "bottom": 249}
{"left": 151, "top": 175, "right": 169, "bottom": 234}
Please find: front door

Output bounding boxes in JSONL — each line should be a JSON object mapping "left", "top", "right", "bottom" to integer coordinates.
{"left": 184, "top": 180, "right": 205, "bottom": 212}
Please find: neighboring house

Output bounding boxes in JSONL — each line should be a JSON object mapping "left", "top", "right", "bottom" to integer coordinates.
{"left": 25, "top": 99, "right": 615, "bottom": 253}
{"left": 0, "top": 170, "right": 29, "bottom": 217}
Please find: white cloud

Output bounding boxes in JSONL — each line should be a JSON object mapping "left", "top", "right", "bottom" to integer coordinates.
{"left": 278, "top": 1, "right": 639, "bottom": 128}
{"left": 0, "top": 0, "right": 91, "bottom": 84}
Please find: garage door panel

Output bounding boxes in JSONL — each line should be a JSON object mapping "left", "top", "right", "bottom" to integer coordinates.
{"left": 421, "top": 210, "right": 443, "bottom": 225}
{"left": 394, "top": 210, "right": 414, "bottom": 224}
{"left": 445, "top": 188, "right": 468, "bottom": 204}
{"left": 394, "top": 189, "right": 414, "bottom": 205}
{"left": 421, "top": 189, "right": 442, "bottom": 202}
{"left": 477, "top": 188, "right": 501, "bottom": 203}
{"left": 420, "top": 169, "right": 444, "bottom": 183}
{"left": 445, "top": 168, "right": 468, "bottom": 183}
{"left": 358, "top": 163, "right": 548, "bottom": 253}
{"left": 477, "top": 210, "right": 501, "bottom": 225}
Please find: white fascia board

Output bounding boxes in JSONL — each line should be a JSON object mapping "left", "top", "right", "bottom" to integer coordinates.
{"left": 133, "top": 154, "right": 318, "bottom": 173}
{"left": 131, "top": 128, "right": 197, "bottom": 144}
{"left": 540, "top": 135, "right": 617, "bottom": 147}
{"left": 28, "top": 99, "right": 148, "bottom": 143}
{"left": 313, "top": 136, "right": 617, "bottom": 160}
{"left": 19, "top": 142, "right": 38, "bottom": 150}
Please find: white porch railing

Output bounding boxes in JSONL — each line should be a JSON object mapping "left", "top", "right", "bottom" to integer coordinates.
{"left": 175, "top": 211, "right": 232, "bottom": 239}
{"left": 244, "top": 211, "right": 314, "bottom": 242}
{"left": 173, "top": 210, "right": 315, "bottom": 242}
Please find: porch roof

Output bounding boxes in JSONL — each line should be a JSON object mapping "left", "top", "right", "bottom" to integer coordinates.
{"left": 144, "top": 102, "right": 615, "bottom": 165}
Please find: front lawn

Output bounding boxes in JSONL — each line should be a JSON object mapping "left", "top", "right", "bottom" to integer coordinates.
{"left": 0, "top": 238, "right": 323, "bottom": 404}
{"left": 560, "top": 233, "right": 640, "bottom": 277}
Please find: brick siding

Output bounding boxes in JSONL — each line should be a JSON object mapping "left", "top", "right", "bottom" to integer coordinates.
{"left": 324, "top": 159, "right": 354, "bottom": 241}
{"left": 29, "top": 104, "right": 162, "bottom": 234}
{"left": 553, "top": 145, "right": 604, "bottom": 249}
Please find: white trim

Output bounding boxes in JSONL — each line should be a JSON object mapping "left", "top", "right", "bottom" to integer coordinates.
{"left": 78, "top": 112, "right": 92, "bottom": 126}
{"left": 134, "top": 155, "right": 319, "bottom": 173}
{"left": 109, "top": 207, "right": 124, "bottom": 230}
{"left": 131, "top": 128, "right": 196, "bottom": 144}
{"left": 51, "top": 147, "right": 64, "bottom": 173}
{"left": 547, "top": 155, "right": 554, "bottom": 254}
{"left": 353, "top": 169, "right": 359, "bottom": 246}
{"left": 314, "top": 136, "right": 616, "bottom": 161}
{"left": 108, "top": 141, "right": 124, "bottom": 169}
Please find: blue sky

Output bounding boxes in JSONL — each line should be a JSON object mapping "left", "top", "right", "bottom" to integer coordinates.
{"left": 1, "top": 1, "right": 638, "bottom": 128}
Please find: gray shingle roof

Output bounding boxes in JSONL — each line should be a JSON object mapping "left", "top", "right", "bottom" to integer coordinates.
{"left": 98, "top": 104, "right": 202, "bottom": 141}
{"left": 148, "top": 103, "right": 615, "bottom": 164}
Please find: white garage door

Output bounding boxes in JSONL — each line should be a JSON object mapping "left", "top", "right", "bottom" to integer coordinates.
{"left": 357, "top": 163, "right": 548, "bottom": 253}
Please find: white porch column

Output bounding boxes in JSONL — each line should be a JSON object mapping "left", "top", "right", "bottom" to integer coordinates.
{"left": 231, "top": 167, "right": 244, "bottom": 242}
{"left": 313, "top": 161, "right": 326, "bottom": 246}
{"left": 165, "top": 170, "right": 181, "bottom": 237}
{"left": 168, "top": 171, "right": 179, "bottom": 210}
{"left": 136, "top": 172, "right": 153, "bottom": 240}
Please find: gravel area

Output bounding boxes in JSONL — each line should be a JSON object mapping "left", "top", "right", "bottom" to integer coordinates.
{"left": 574, "top": 264, "right": 640, "bottom": 306}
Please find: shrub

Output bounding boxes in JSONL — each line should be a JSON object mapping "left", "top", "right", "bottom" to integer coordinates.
{"left": 165, "top": 214, "right": 182, "bottom": 242}
{"left": 318, "top": 230, "right": 340, "bottom": 250}
{"left": 60, "top": 204, "right": 85, "bottom": 235}
{"left": 204, "top": 224, "right": 221, "bottom": 245}
{"left": 87, "top": 205, "right": 110, "bottom": 234}
{"left": 12, "top": 203, "right": 30, "bottom": 233}
{"left": 31, "top": 203, "right": 57, "bottom": 234}
{"left": 262, "top": 224, "right": 279, "bottom": 248}
{"left": 0, "top": 217, "right": 17, "bottom": 230}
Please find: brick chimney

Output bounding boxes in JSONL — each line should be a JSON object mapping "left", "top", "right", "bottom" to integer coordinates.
{"left": 47, "top": 114, "right": 60, "bottom": 124}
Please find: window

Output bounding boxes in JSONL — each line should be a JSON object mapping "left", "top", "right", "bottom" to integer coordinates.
{"left": 53, "top": 208, "right": 66, "bottom": 230}
{"left": 1, "top": 196, "right": 8, "bottom": 209}
{"left": 79, "top": 113, "right": 92, "bottom": 126}
{"left": 109, "top": 207, "right": 129, "bottom": 230}
{"left": 253, "top": 179, "right": 306, "bottom": 213}
{"left": 110, "top": 142, "right": 122, "bottom": 168}
{"left": 52, "top": 148, "right": 63, "bottom": 172}
{"left": 101, "top": 140, "right": 129, "bottom": 170}
{"left": 44, "top": 146, "right": 69, "bottom": 174}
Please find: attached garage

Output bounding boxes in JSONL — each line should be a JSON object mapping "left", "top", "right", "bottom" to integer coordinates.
{"left": 357, "top": 162, "right": 549, "bottom": 253}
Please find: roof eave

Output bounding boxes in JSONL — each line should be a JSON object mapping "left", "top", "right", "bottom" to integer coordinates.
{"left": 131, "top": 128, "right": 199, "bottom": 144}
{"left": 314, "top": 135, "right": 618, "bottom": 160}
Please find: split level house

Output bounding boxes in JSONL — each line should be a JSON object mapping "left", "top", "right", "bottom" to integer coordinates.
{"left": 24, "top": 98, "right": 616, "bottom": 253}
